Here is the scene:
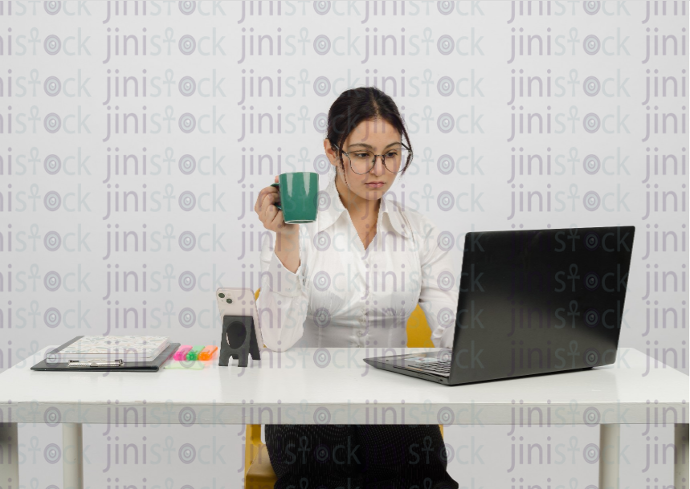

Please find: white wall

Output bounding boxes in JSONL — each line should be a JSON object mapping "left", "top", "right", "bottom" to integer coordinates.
{"left": 1, "top": 1, "right": 686, "bottom": 487}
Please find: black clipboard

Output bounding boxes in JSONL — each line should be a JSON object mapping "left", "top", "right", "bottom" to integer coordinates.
{"left": 31, "top": 340, "right": 180, "bottom": 372}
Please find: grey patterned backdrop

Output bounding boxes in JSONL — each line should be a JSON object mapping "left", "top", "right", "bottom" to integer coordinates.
{"left": 0, "top": 0, "right": 687, "bottom": 487}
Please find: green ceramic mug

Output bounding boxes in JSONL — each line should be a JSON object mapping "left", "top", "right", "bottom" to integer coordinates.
{"left": 270, "top": 172, "right": 319, "bottom": 224}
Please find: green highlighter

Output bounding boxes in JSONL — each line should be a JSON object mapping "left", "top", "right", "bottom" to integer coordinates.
{"left": 186, "top": 345, "right": 205, "bottom": 361}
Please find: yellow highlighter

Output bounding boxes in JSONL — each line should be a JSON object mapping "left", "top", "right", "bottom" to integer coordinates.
{"left": 198, "top": 345, "right": 218, "bottom": 361}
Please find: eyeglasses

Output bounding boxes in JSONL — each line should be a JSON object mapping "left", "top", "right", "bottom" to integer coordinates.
{"left": 333, "top": 142, "right": 412, "bottom": 175}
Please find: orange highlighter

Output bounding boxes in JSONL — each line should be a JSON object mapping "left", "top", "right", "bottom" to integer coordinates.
{"left": 198, "top": 345, "right": 218, "bottom": 361}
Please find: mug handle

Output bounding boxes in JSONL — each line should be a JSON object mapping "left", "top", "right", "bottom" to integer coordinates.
{"left": 270, "top": 183, "right": 282, "bottom": 210}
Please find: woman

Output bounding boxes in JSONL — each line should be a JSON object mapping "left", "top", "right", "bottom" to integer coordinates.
{"left": 254, "top": 87, "right": 459, "bottom": 489}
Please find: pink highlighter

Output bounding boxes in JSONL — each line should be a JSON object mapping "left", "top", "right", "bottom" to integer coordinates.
{"left": 174, "top": 345, "right": 193, "bottom": 361}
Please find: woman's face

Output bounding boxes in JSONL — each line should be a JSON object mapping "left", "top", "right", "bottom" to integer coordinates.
{"left": 325, "top": 118, "right": 403, "bottom": 202}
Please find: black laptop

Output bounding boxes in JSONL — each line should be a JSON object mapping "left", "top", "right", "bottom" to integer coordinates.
{"left": 363, "top": 226, "right": 635, "bottom": 386}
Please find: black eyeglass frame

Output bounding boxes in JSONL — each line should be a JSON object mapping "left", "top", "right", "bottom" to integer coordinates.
{"left": 332, "top": 142, "right": 413, "bottom": 175}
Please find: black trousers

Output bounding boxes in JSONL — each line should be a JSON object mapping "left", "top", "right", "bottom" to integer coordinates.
{"left": 265, "top": 424, "right": 459, "bottom": 489}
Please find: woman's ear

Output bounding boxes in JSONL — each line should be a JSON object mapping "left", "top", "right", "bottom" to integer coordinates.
{"left": 324, "top": 138, "right": 338, "bottom": 168}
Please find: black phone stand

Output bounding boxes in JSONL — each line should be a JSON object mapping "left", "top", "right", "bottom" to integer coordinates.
{"left": 218, "top": 315, "right": 261, "bottom": 367}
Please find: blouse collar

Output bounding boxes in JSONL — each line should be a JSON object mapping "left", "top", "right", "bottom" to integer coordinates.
{"left": 318, "top": 178, "right": 409, "bottom": 238}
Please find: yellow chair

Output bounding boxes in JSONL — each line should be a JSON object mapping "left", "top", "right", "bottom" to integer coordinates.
{"left": 245, "top": 289, "right": 444, "bottom": 489}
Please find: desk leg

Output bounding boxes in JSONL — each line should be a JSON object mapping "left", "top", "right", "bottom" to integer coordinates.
{"left": 599, "top": 423, "right": 620, "bottom": 489}
{"left": 675, "top": 423, "right": 689, "bottom": 489}
{"left": 0, "top": 423, "right": 19, "bottom": 485}
{"left": 63, "top": 423, "right": 84, "bottom": 489}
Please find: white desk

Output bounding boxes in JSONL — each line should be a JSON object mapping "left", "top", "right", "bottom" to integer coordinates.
{"left": 0, "top": 346, "right": 687, "bottom": 488}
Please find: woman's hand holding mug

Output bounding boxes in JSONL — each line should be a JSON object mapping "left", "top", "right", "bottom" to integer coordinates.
{"left": 254, "top": 175, "right": 300, "bottom": 273}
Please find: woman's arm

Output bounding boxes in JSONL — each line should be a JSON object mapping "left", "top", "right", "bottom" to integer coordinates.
{"left": 416, "top": 219, "right": 460, "bottom": 349}
{"left": 253, "top": 177, "right": 310, "bottom": 351}
{"left": 256, "top": 230, "right": 310, "bottom": 351}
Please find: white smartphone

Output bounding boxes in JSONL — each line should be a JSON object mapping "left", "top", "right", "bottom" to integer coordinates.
{"left": 215, "top": 287, "right": 264, "bottom": 350}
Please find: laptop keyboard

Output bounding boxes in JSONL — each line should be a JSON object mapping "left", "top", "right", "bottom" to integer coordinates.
{"left": 405, "top": 359, "right": 451, "bottom": 376}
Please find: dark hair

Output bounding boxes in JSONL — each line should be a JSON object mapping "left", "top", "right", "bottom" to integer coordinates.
{"left": 325, "top": 87, "right": 413, "bottom": 176}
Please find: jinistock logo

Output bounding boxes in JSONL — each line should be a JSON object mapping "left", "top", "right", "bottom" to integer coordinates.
{"left": 0, "top": 1, "right": 687, "bottom": 485}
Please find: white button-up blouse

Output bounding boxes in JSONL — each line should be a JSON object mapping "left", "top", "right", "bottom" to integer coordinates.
{"left": 257, "top": 178, "right": 459, "bottom": 352}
